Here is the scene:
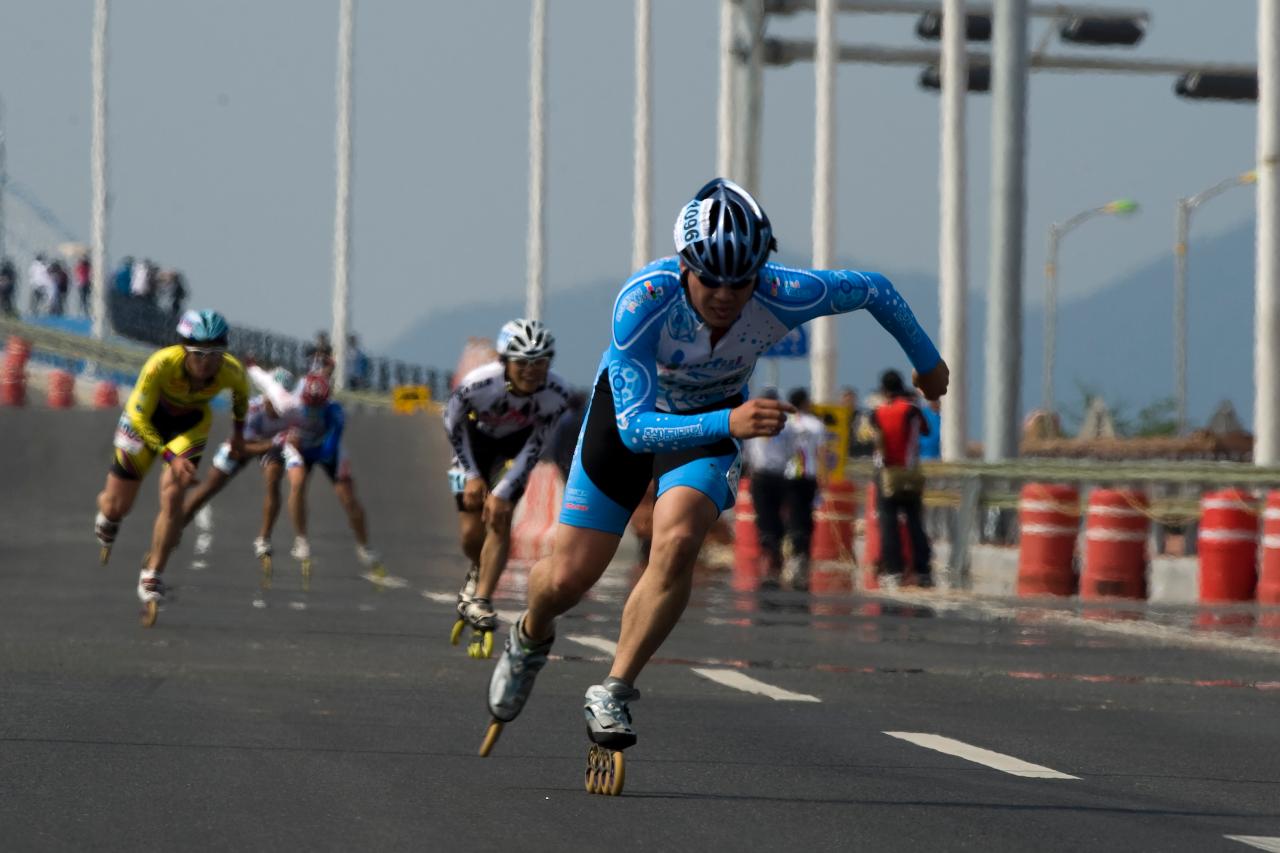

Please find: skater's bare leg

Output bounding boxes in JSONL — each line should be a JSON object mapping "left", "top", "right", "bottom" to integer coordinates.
{"left": 459, "top": 511, "right": 484, "bottom": 566}
{"left": 182, "top": 469, "right": 228, "bottom": 526}
{"left": 333, "top": 478, "right": 368, "bottom": 546}
{"left": 259, "top": 462, "right": 284, "bottom": 540}
{"left": 287, "top": 466, "right": 309, "bottom": 538}
{"left": 97, "top": 472, "right": 141, "bottom": 524}
{"left": 522, "top": 524, "right": 622, "bottom": 643}
{"left": 146, "top": 463, "right": 192, "bottom": 573}
{"left": 608, "top": 486, "right": 716, "bottom": 685}
{"left": 473, "top": 498, "right": 514, "bottom": 601}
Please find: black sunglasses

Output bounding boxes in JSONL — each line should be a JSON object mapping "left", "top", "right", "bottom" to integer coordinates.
{"left": 683, "top": 270, "right": 757, "bottom": 291}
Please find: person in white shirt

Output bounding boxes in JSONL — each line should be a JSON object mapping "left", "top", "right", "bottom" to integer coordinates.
{"left": 779, "top": 387, "right": 827, "bottom": 591}
{"left": 744, "top": 388, "right": 791, "bottom": 589}
{"left": 27, "top": 255, "right": 54, "bottom": 315}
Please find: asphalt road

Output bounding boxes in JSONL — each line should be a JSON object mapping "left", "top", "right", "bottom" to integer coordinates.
{"left": 1, "top": 408, "right": 1278, "bottom": 852}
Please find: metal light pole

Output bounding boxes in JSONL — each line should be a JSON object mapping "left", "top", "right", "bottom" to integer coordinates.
{"left": 330, "top": 0, "right": 355, "bottom": 391}
{"left": 810, "top": 0, "right": 837, "bottom": 404}
{"left": 526, "top": 0, "right": 548, "bottom": 321}
{"left": 938, "top": 0, "right": 969, "bottom": 461}
{"left": 1042, "top": 199, "right": 1138, "bottom": 413}
{"left": 1174, "top": 171, "right": 1255, "bottom": 435}
{"left": 632, "top": 0, "right": 652, "bottom": 271}
{"left": 89, "top": 0, "right": 109, "bottom": 342}
{"left": 0, "top": 97, "right": 7, "bottom": 263}
{"left": 1256, "top": 0, "right": 1280, "bottom": 465}
{"left": 983, "top": 0, "right": 1028, "bottom": 461}
{"left": 716, "top": 0, "right": 737, "bottom": 178}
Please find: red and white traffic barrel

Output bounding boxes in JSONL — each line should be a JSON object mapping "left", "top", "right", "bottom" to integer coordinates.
{"left": 1198, "top": 488, "right": 1258, "bottom": 603}
{"left": 1258, "top": 490, "right": 1280, "bottom": 605}
{"left": 1016, "top": 483, "right": 1079, "bottom": 597}
{"left": 1081, "top": 489, "right": 1148, "bottom": 600}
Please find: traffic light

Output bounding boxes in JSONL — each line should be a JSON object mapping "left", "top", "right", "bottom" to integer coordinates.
{"left": 915, "top": 11, "right": 992, "bottom": 43}
{"left": 918, "top": 64, "right": 991, "bottom": 94}
{"left": 1174, "top": 71, "right": 1257, "bottom": 102}
{"left": 1058, "top": 16, "right": 1145, "bottom": 47}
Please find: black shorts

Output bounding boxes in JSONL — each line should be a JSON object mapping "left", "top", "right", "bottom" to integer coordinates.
{"left": 451, "top": 423, "right": 533, "bottom": 511}
{"left": 559, "top": 371, "right": 741, "bottom": 534}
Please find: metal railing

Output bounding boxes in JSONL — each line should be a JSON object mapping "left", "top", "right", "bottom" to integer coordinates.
{"left": 846, "top": 457, "right": 1280, "bottom": 588}
{"left": 105, "top": 294, "right": 447, "bottom": 401}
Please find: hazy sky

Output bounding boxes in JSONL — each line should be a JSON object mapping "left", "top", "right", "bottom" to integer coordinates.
{"left": 0, "top": 1, "right": 1259, "bottom": 367}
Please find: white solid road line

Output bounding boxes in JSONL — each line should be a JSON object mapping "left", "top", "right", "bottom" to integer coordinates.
{"left": 692, "top": 668, "right": 822, "bottom": 702}
{"left": 884, "top": 732, "right": 1079, "bottom": 780}
{"left": 360, "top": 572, "right": 408, "bottom": 589}
{"left": 1227, "top": 837, "right": 1280, "bottom": 852}
{"left": 565, "top": 635, "right": 618, "bottom": 655}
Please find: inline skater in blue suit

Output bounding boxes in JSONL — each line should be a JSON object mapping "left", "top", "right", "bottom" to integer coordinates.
{"left": 479, "top": 178, "right": 950, "bottom": 793}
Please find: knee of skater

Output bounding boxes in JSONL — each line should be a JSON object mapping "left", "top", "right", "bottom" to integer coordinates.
{"left": 547, "top": 566, "right": 592, "bottom": 606}
{"left": 649, "top": 529, "right": 702, "bottom": 573}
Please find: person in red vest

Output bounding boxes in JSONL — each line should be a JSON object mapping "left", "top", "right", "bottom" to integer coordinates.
{"left": 871, "top": 369, "right": 933, "bottom": 587}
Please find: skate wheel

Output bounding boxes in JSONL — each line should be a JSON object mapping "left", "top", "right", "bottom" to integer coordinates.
{"left": 450, "top": 619, "right": 466, "bottom": 646}
{"left": 478, "top": 719, "right": 503, "bottom": 757}
{"left": 301, "top": 559, "right": 312, "bottom": 592}
{"left": 585, "top": 744, "right": 625, "bottom": 796}
{"left": 372, "top": 563, "right": 386, "bottom": 579}
{"left": 260, "top": 556, "right": 273, "bottom": 590}
{"left": 99, "top": 545, "right": 111, "bottom": 566}
{"left": 467, "top": 630, "right": 494, "bottom": 659}
{"left": 140, "top": 599, "right": 159, "bottom": 628}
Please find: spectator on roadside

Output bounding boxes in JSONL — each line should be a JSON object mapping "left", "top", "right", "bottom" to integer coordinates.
{"left": 130, "top": 258, "right": 154, "bottom": 301}
{"left": 778, "top": 387, "right": 827, "bottom": 591}
{"left": 918, "top": 393, "right": 942, "bottom": 460}
{"left": 840, "top": 385, "right": 875, "bottom": 458}
{"left": 305, "top": 331, "right": 335, "bottom": 377}
{"left": 74, "top": 254, "right": 92, "bottom": 317}
{"left": 0, "top": 257, "right": 17, "bottom": 317}
{"left": 27, "top": 255, "right": 54, "bottom": 316}
{"left": 48, "top": 260, "right": 69, "bottom": 316}
{"left": 345, "top": 334, "right": 370, "bottom": 389}
{"left": 870, "top": 369, "right": 933, "bottom": 588}
{"left": 168, "top": 271, "right": 188, "bottom": 318}
{"left": 745, "top": 387, "right": 789, "bottom": 590}
{"left": 113, "top": 257, "right": 133, "bottom": 296}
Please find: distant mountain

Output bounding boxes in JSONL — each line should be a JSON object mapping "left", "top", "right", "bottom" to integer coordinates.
{"left": 386, "top": 221, "right": 1256, "bottom": 435}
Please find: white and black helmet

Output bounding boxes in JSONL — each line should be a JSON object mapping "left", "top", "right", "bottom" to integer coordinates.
{"left": 496, "top": 318, "right": 555, "bottom": 361}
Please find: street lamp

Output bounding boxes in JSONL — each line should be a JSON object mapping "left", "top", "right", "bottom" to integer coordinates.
{"left": 1042, "top": 198, "right": 1139, "bottom": 414}
{"left": 1174, "top": 171, "right": 1256, "bottom": 434}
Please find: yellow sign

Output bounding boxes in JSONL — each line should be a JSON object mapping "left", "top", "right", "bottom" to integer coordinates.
{"left": 811, "top": 403, "right": 850, "bottom": 483}
{"left": 392, "top": 384, "right": 432, "bottom": 414}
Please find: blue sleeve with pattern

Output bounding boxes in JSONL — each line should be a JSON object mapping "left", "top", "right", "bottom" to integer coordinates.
{"left": 607, "top": 275, "right": 732, "bottom": 454}
{"left": 757, "top": 267, "right": 941, "bottom": 372}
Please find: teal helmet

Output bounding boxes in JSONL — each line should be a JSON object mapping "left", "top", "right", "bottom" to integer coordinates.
{"left": 176, "top": 309, "right": 229, "bottom": 346}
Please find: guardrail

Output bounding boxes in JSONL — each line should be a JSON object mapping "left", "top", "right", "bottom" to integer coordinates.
{"left": 0, "top": 315, "right": 413, "bottom": 411}
{"left": 845, "top": 456, "right": 1280, "bottom": 588}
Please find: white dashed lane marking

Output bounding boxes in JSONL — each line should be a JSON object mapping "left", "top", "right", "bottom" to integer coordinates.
{"left": 884, "top": 732, "right": 1078, "bottom": 780}
{"left": 565, "top": 635, "right": 618, "bottom": 655}
{"left": 692, "top": 668, "right": 821, "bottom": 703}
{"left": 1226, "top": 837, "right": 1280, "bottom": 852}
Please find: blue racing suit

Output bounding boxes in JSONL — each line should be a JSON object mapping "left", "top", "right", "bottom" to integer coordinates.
{"left": 560, "top": 256, "right": 941, "bottom": 535}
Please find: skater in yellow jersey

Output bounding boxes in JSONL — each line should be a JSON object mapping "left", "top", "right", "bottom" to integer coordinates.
{"left": 94, "top": 310, "right": 249, "bottom": 625}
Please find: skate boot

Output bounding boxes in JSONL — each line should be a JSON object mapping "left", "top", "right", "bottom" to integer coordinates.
{"left": 458, "top": 597, "right": 497, "bottom": 659}
{"left": 254, "top": 537, "right": 273, "bottom": 588}
{"left": 478, "top": 617, "right": 554, "bottom": 757}
{"left": 583, "top": 677, "right": 640, "bottom": 796}
{"left": 450, "top": 564, "right": 480, "bottom": 642}
{"left": 291, "top": 537, "right": 312, "bottom": 591}
{"left": 136, "top": 570, "right": 166, "bottom": 628}
{"left": 95, "top": 511, "right": 120, "bottom": 565}
{"left": 356, "top": 544, "right": 385, "bottom": 577}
